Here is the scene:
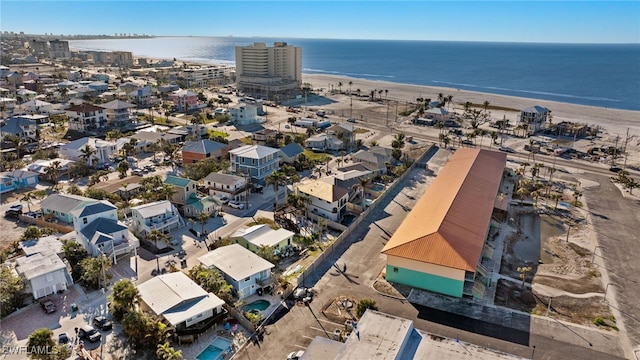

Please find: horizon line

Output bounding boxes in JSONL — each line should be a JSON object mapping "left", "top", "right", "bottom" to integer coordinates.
{"left": 8, "top": 31, "right": 640, "bottom": 45}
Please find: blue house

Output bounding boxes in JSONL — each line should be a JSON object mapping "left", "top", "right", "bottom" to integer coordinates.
{"left": 0, "top": 170, "right": 40, "bottom": 194}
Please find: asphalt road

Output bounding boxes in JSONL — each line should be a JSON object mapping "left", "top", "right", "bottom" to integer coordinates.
{"left": 234, "top": 148, "right": 626, "bottom": 360}
{"left": 581, "top": 173, "right": 640, "bottom": 357}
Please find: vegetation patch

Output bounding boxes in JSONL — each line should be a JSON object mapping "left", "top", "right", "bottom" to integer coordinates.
{"left": 303, "top": 149, "right": 331, "bottom": 162}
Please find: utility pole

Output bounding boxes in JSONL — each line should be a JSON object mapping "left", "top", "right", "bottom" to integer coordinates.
{"left": 386, "top": 102, "right": 390, "bottom": 126}
{"left": 395, "top": 100, "right": 399, "bottom": 123}
{"left": 349, "top": 96, "right": 353, "bottom": 119}
{"left": 611, "top": 134, "right": 620, "bottom": 167}
{"left": 622, "top": 128, "right": 630, "bottom": 170}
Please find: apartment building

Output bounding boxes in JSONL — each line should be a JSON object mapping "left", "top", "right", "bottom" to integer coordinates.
{"left": 183, "top": 65, "right": 235, "bottom": 87}
{"left": 235, "top": 42, "right": 301, "bottom": 98}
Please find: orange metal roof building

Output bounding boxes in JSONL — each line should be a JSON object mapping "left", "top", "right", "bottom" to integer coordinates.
{"left": 382, "top": 149, "right": 507, "bottom": 272}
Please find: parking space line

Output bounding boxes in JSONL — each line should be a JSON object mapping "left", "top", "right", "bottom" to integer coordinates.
{"left": 295, "top": 344, "right": 308, "bottom": 349}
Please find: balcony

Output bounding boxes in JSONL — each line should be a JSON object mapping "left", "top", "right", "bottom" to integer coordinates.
{"left": 256, "top": 274, "right": 274, "bottom": 287}
{"left": 144, "top": 215, "right": 180, "bottom": 231}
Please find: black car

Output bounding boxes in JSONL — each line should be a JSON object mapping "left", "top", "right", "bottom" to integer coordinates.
{"left": 78, "top": 324, "right": 102, "bottom": 342}
{"left": 40, "top": 300, "right": 56, "bottom": 314}
{"left": 93, "top": 316, "right": 113, "bottom": 331}
{"left": 58, "top": 333, "right": 69, "bottom": 344}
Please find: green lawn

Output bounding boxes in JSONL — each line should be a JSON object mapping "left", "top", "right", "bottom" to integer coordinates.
{"left": 240, "top": 137, "right": 254, "bottom": 145}
{"left": 354, "top": 128, "right": 369, "bottom": 134}
{"left": 209, "top": 130, "right": 230, "bottom": 138}
{"left": 303, "top": 149, "right": 332, "bottom": 162}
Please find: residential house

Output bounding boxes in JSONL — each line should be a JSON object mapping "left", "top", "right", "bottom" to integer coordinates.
{"left": 15, "top": 114, "right": 49, "bottom": 125}
{"left": 101, "top": 99, "right": 136, "bottom": 129}
{"left": 59, "top": 137, "right": 119, "bottom": 167}
{"left": 181, "top": 139, "right": 229, "bottom": 164}
{"left": 127, "top": 86, "right": 157, "bottom": 108}
{"left": 27, "top": 159, "right": 74, "bottom": 179}
{"left": 519, "top": 105, "right": 549, "bottom": 135}
{"left": 232, "top": 224, "right": 295, "bottom": 253}
{"left": 321, "top": 169, "right": 374, "bottom": 202}
{"left": 351, "top": 146, "right": 394, "bottom": 174}
{"left": 40, "top": 193, "right": 97, "bottom": 224}
{"left": 118, "top": 82, "right": 139, "bottom": 93}
{"left": 425, "top": 107, "right": 450, "bottom": 122}
{"left": 203, "top": 172, "right": 246, "bottom": 202}
{"left": 0, "top": 170, "right": 39, "bottom": 194}
{"left": 278, "top": 142, "right": 304, "bottom": 164}
{"left": 164, "top": 175, "right": 220, "bottom": 218}
{"left": 22, "top": 99, "right": 53, "bottom": 114}
{"left": 131, "top": 200, "right": 185, "bottom": 237}
{"left": 305, "top": 134, "right": 343, "bottom": 152}
{"left": 70, "top": 201, "right": 140, "bottom": 259}
{"left": 0, "top": 116, "right": 38, "bottom": 141}
{"left": 15, "top": 250, "right": 73, "bottom": 299}
{"left": 66, "top": 103, "right": 107, "bottom": 133}
{"left": 19, "top": 236, "right": 64, "bottom": 257}
{"left": 229, "top": 102, "right": 258, "bottom": 125}
{"left": 326, "top": 122, "right": 355, "bottom": 147}
{"left": 131, "top": 131, "right": 182, "bottom": 151}
{"left": 87, "top": 81, "right": 109, "bottom": 93}
{"left": 381, "top": 149, "right": 506, "bottom": 299}
{"left": 252, "top": 128, "right": 276, "bottom": 145}
{"left": 89, "top": 175, "right": 144, "bottom": 200}
{"left": 229, "top": 145, "right": 280, "bottom": 183}
{"left": 171, "top": 89, "right": 198, "bottom": 112}
{"left": 297, "top": 180, "right": 349, "bottom": 222}
{"left": 198, "top": 244, "right": 275, "bottom": 299}
{"left": 137, "top": 272, "right": 226, "bottom": 335}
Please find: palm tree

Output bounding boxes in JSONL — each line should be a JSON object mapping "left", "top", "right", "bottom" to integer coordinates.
{"left": 384, "top": 89, "right": 389, "bottom": 102}
{"left": 391, "top": 133, "right": 405, "bottom": 150}
{"left": 159, "top": 183, "right": 177, "bottom": 201}
{"left": 337, "top": 82, "right": 343, "bottom": 93}
{"left": 490, "top": 131, "right": 498, "bottom": 148}
{"left": 198, "top": 211, "right": 210, "bottom": 249}
{"left": 348, "top": 81, "right": 353, "bottom": 94}
{"left": 80, "top": 144, "right": 97, "bottom": 167}
{"left": 20, "top": 191, "right": 38, "bottom": 212}
{"left": 266, "top": 171, "right": 288, "bottom": 205}
{"left": 157, "top": 342, "right": 183, "bottom": 360}
{"left": 447, "top": 95, "right": 453, "bottom": 111}
{"left": 45, "top": 160, "right": 62, "bottom": 189}
{"left": 442, "top": 135, "right": 451, "bottom": 149}
{"left": 313, "top": 166, "right": 323, "bottom": 178}
{"left": 357, "top": 176, "right": 371, "bottom": 207}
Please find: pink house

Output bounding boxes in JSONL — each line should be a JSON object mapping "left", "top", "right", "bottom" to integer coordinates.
{"left": 171, "top": 89, "right": 198, "bottom": 113}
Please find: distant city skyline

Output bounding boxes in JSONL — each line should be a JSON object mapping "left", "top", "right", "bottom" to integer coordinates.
{"left": 1, "top": 1, "right": 639, "bottom": 44}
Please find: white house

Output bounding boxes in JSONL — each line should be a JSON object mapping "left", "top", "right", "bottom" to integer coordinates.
{"left": 137, "top": 272, "right": 226, "bottom": 332}
{"left": 231, "top": 224, "right": 295, "bottom": 253}
{"left": 22, "top": 99, "right": 54, "bottom": 114}
{"left": 59, "top": 137, "right": 119, "bottom": 166}
{"left": 15, "top": 251, "right": 73, "bottom": 299}
{"left": 297, "top": 180, "right": 349, "bottom": 222}
{"left": 519, "top": 105, "right": 550, "bottom": 135}
{"left": 66, "top": 103, "right": 107, "bottom": 133}
{"left": 203, "top": 172, "right": 246, "bottom": 202}
{"left": 305, "top": 134, "right": 343, "bottom": 152}
{"left": 101, "top": 99, "right": 136, "bottom": 129}
{"left": 130, "top": 200, "right": 185, "bottom": 237}
{"left": 0, "top": 117, "right": 38, "bottom": 141}
{"left": 70, "top": 201, "right": 139, "bottom": 260}
{"left": 229, "top": 102, "right": 258, "bottom": 125}
{"left": 229, "top": 145, "right": 280, "bottom": 183}
{"left": 198, "top": 244, "right": 275, "bottom": 299}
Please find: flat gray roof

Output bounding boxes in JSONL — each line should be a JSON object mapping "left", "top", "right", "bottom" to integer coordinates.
{"left": 198, "top": 244, "right": 274, "bottom": 281}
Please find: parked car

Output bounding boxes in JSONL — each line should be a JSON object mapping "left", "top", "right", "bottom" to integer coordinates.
{"left": 228, "top": 201, "right": 245, "bottom": 210}
{"left": 498, "top": 146, "right": 515, "bottom": 153}
{"left": 5, "top": 204, "right": 23, "bottom": 218}
{"left": 24, "top": 211, "right": 42, "bottom": 218}
{"left": 287, "top": 350, "right": 305, "bottom": 360}
{"left": 40, "top": 300, "right": 56, "bottom": 314}
{"left": 93, "top": 316, "right": 113, "bottom": 331}
{"left": 132, "top": 168, "right": 144, "bottom": 176}
{"left": 58, "top": 333, "right": 69, "bottom": 344}
{"left": 78, "top": 324, "right": 102, "bottom": 342}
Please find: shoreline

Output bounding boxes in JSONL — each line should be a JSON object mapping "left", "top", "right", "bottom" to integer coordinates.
{"left": 130, "top": 54, "right": 639, "bottom": 135}
{"left": 301, "top": 73, "right": 640, "bottom": 136}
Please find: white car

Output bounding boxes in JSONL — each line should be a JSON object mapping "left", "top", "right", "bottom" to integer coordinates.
{"left": 287, "top": 351, "right": 304, "bottom": 360}
{"left": 228, "top": 201, "right": 245, "bottom": 210}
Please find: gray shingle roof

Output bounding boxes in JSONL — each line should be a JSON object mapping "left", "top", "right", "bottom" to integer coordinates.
{"left": 101, "top": 99, "right": 136, "bottom": 110}
{"left": 230, "top": 145, "right": 279, "bottom": 159}
{"left": 522, "top": 106, "right": 549, "bottom": 113}
{"left": 41, "top": 194, "right": 97, "bottom": 214}
{"left": 182, "top": 139, "right": 227, "bottom": 154}
{"left": 73, "top": 201, "right": 117, "bottom": 218}
{"left": 0, "top": 117, "right": 35, "bottom": 135}
{"left": 198, "top": 244, "right": 274, "bottom": 281}
{"left": 279, "top": 143, "right": 304, "bottom": 158}
{"left": 80, "top": 218, "right": 127, "bottom": 242}
{"left": 204, "top": 172, "right": 243, "bottom": 186}
{"left": 15, "top": 251, "right": 66, "bottom": 280}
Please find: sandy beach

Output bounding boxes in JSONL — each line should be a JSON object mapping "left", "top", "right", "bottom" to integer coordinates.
{"left": 302, "top": 74, "right": 640, "bottom": 136}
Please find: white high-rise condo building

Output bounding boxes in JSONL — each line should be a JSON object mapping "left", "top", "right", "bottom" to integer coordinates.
{"left": 235, "top": 42, "right": 301, "bottom": 99}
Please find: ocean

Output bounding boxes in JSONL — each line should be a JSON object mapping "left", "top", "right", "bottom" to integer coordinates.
{"left": 69, "top": 37, "right": 640, "bottom": 111}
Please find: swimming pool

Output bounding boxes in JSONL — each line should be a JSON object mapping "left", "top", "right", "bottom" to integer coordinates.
{"left": 370, "top": 183, "right": 385, "bottom": 192}
{"left": 196, "top": 337, "right": 233, "bottom": 360}
{"left": 242, "top": 299, "right": 270, "bottom": 313}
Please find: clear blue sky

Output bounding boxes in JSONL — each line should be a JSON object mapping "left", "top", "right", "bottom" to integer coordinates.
{"left": 2, "top": 1, "right": 639, "bottom": 43}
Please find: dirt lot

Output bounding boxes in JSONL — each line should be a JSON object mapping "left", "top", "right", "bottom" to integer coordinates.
{"left": 497, "top": 198, "right": 617, "bottom": 331}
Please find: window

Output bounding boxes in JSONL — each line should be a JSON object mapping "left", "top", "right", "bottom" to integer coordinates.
{"left": 244, "top": 277, "right": 250, "bottom": 282}
{"left": 46, "top": 273, "right": 54, "bottom": 282}
{"left": 393, "top": 267, "right": 399, "bottom": 273}
{"left": 83, "top": 217, "right": 88, "bottom": 224}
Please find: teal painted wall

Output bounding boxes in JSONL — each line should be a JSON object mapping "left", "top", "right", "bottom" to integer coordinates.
{"left": 386, "top": 265, "right": 463, "bottom": 298}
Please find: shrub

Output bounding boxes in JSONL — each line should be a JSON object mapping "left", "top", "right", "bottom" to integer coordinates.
{"left": 356, "top": 299, "right": 378, "bottom": 318}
